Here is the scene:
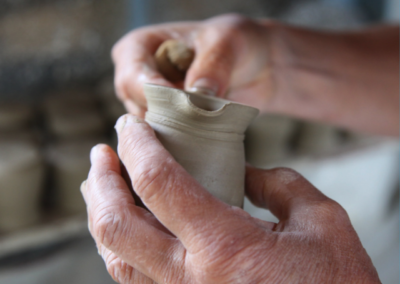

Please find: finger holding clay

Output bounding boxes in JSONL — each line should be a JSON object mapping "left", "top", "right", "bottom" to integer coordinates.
{"left": 154, "top": 39, "right": 195, "bottom": 83}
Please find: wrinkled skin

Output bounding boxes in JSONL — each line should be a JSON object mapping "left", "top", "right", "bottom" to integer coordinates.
{"left": 112, "top": 14, "right": 399, "bottom": 136}
{"left": 81, "top": 114, "right": 380, "bottom": 284}
{"left": 112, "top": 14, "right": 275, "bottom": 118}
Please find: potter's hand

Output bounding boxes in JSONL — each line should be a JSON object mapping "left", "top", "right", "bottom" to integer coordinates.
{"left": 112, "top": 14, "right": 398, "bottom": 136}
{"left": 111, "top": 14, "right": 273, "bottom": 117}
{"left": 81, "top": 114, "right": 380, "bottom": 284}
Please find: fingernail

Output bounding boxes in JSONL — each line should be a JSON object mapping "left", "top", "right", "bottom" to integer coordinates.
{"left": 188, "top": 78, "right": 219, "bottom": 96}
{"left": 115, "top": 114, "right": 145, "bottom": 134}
{"left": 90, "top": 145, "right": 100, "bottom": 164}
{"left": 80, "top": 180, "right": 87, "bottom": 194}
{"left": 115, "top": 114, "right": 128, "bottom": 133}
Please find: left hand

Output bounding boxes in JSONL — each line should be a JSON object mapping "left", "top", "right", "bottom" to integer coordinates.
{"left": 81, "top": 114, "right": 379, "bottom": 284}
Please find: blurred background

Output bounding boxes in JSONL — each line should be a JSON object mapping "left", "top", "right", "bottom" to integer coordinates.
{"left": 0, "top": 0, "right": 398, "bottom": 283}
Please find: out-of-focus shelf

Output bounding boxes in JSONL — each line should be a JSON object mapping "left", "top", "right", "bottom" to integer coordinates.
{"left": 0, "top": 214, "right": 88, "bottom": 260}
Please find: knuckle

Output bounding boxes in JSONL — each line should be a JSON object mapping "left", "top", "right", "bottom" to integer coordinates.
{"left": 310, "top": 199, "right": 349, "bottom": 224}
{"left": 268, "top": 167, "right": 302, "bottom": 186}
{"left": 215, "top": 14, "right": 254, "bottom": 41}
{"left": 88, "top": 169, "right": 113, "bottom": 191}
{"left": 305, "top": 200, "right": 353, "bottom": 239}
{"left": 133, "top": 155, "right": 175, "bottom": 202}
{"left": 206, "top": 47, "right": 234, "bottom": 70}
{"left": 200, "top": 16, "right": 254, "bottom": 67}
{"left": 106, "top": 257, "right": 134, "bottom": 283}
{"left": 93, "top": 209, "right": 124, "bottom": 248}
{"left": 118, "top": 129, "right": 152, "bottom": 159}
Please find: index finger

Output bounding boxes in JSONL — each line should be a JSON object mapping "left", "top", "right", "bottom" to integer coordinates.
{"left": 115, "top": 114, "right": 239, "bottom": 251}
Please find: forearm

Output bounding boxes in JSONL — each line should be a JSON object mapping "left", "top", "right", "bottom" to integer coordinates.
{"left": 264, "top": 23, "right": 399, "bottom": 136}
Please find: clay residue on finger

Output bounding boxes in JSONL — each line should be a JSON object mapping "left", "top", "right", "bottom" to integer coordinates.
{"left": 128, "top": 115, "right": 144, "bottom": 123}
{"left": 154, "top": 39, "right": 194, "bottom": 82}
{"left": 275, "top": 168, "right": 301, "bottom": 185}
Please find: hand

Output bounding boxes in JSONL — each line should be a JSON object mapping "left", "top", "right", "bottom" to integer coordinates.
{"left": 81, "top": 114, "right": 380, "bottom": 284}
{"left": 112, "top": 14, "right": 275, "bottom": 117}
{"left": 112, "top": 14, "right": 399, "bottom": 136}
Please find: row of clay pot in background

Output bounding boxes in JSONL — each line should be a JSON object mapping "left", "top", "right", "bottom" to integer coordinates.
{"left": 245, "top": 115, "right": 358, "bottom": 168}
{"left": 0, "top": 77, "right": 357, "bottom": 233}
{"left": 0, "top": 78, "right": 126, "bottom": 233}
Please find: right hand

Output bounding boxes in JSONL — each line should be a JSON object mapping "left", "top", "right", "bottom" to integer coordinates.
{"left": 112, "top": 14, "right": 276, "bottom": 117}
{"left": 81, "top": 114, "right": 381, "bottom": 284}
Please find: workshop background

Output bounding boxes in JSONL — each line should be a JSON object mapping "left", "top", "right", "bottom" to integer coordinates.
{"left": 0, "top": 0, "right": 398, "bottom": 283}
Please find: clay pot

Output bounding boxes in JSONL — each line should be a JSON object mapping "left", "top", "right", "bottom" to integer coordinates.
{"left": 0, "top": 140, "right": 45, "bottom": 231}
{"left": 297, "top": 122, "right": 342, "bottom": 156}
{"left": 144, "top": 84, "right": 259, "bottom": 207}
{"left": 46, "top": 108, "right": 106, "bottom": 139}
{"left": 245, "top": 114, "right": 296, "bottom": 167}
{"left": 43, "top": 90, "right": 106, "bottom": 139}
{"left": 47, "top": 140, "right": 95, "bottom": 214}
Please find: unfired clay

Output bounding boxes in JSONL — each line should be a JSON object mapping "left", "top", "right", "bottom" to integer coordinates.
{"left": 0, "top": 140, "right": 45, "bottom": 231}
{"left": 155, "top": 40, "right": 195, "bottom": 82}
{"left": 46, "top": 108, "right": 106, "bottom": 139}
{"left": 43, "top": 90, "right": 105, "bottom": 139}
{"left": 144, "top": 84, "right": 258, "bottom": 207}
{"left": 47, "top": 140, "right": 95, "bottom": 214}
{"left": 245, "top": 115, "right": 296, "bottom": 167}
{"left": 297, "top": 122, "right": 341, "bottom": 156}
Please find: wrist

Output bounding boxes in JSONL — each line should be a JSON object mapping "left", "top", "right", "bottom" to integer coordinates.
{"left": 257, "top": 21, "right": 343, "bottom": 122}
{"left": 255, "top": 20, "right": 306, "bottom": 114}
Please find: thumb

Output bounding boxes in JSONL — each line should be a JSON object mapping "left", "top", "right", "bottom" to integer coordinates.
{"left": 245, "top": 166, "right": 342, "bottom": 223}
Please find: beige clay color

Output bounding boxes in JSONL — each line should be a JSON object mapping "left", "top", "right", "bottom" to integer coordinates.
{"left": 0, "top": 140, "right": 45, "bottom": 231}
{"left": 154, "top": 40, "right": 195, "bottom": 82}
{"left": 144, "top": 84, "right": 259, "bottom": 207}
{"left": 47, "top": 140, "right": 95, "bottom": 214}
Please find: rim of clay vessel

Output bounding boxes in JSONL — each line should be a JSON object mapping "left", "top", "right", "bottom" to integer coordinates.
{"left": 145, "top": 83, "right": 256, "bottom": 115}
{"left": 144, "top": 83, "right": 259, "bottom": 135}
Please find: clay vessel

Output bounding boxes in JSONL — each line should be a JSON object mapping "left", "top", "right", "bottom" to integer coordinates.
{"left": 144, "top": 84, "right": 259, "bottom": 207}
{"left": 245, "top": 114, "right": 296, "bottom": 167}
{"left": 47, "top": 139, "right": 96, "bottom": 214}
{"left": 42, "top": 90, "right": 106, "bottom": 139}
{"left": 0, "top": 140, "right": 45, "bottom": 231}
{"left": 297, "top": 122, "right": 341, "bottom": 156}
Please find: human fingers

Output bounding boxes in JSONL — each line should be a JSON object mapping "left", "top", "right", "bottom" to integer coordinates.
{"left": 97, "top": 241, "right": 156, "bottom": 283}
{"left": 82, "top": 144, "right": 185, "bottom": 283}
{"left": 122, "top": 99, "right": 147, "bottom": 118}
{"left": 245, "top": 166, "right": 350, "bottom": 229}
{"left": 185, "top": 14, "right": 270, "bottom": 98}
{"left": 82, "top": 144, "right": 169, "bottom": 235}
{"left": 112, "top": 23, "right": 197, "bottom": 111}
{"left": 115, "top": 114, "right": 242, "bottom": 251}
